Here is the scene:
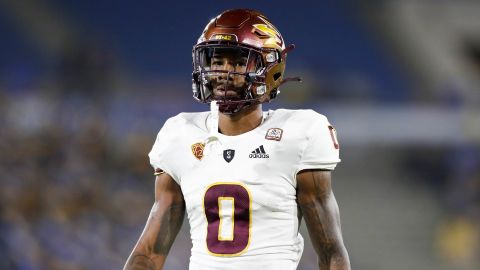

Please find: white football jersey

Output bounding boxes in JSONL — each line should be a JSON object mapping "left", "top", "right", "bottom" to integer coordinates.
{"left": 148, "top": 109, "right": 340, "bottom": 270}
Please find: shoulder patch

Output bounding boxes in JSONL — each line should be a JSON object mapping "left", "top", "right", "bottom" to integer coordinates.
{"left": 265, "top": 128, "right": 283, "bottom": 141}
{"left": 191, "top": 142, "right": 205, "bottom": 160}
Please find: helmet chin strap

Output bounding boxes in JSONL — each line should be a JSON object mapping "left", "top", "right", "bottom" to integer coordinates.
{"left": 217, "top": 100, "right": 252, "bottom": 114}
{"left": 213, "top": 83, "right": 258, "bottom": 114}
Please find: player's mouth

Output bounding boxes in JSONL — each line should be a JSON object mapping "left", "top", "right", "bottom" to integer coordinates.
{"left": 213, "top": 86, "right": 240, "bottom": 99}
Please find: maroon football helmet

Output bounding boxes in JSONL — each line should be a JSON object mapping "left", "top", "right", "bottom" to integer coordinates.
{"left": 192, "top": 9, "right": 298, "bottom": 114}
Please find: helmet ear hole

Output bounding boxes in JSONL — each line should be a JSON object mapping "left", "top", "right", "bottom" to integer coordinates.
{"left": 273, "top": 72, "right": 282, "bottom": 81}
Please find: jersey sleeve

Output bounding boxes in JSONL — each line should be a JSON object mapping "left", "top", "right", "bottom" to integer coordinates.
{"left": 296, "top": 111, "right": 341, "bottom": 173}
{"left": 148, "top": 117, "right": 181, "bottom": 184}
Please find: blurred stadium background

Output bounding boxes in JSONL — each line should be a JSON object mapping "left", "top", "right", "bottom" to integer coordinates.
{"left": 0, "top": 0, "right": 479, "bottom": 269}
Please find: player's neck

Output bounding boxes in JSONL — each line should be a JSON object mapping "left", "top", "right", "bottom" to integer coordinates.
{"left": 218, "top": 105, "right": 263, "bottom": 136}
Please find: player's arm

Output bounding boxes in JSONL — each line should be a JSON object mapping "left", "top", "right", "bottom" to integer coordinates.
{"left": 124, "top": 172, "right": 185, "bottom": 270}
{"left": 297, "top": 169, "right": 351, "bottom": 270}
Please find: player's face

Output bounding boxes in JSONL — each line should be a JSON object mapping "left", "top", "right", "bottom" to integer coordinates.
{"left": 209, "top": 49, "right": 249, "bottom": 99}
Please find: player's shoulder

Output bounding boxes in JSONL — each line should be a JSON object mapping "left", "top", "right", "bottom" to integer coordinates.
{"left": 162, "top": 111, "right": 210, "bottom": 131}
{"left": 269, "top": 108, "right": 330, "bottom": 125}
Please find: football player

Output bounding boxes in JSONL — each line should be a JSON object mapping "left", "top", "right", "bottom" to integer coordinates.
{"left": 124, "top": 9, "right": 351, "bottom": 270}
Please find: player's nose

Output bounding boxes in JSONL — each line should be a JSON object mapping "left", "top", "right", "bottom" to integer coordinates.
{"left": 222, "top": 61, "right": 235, "bottom": 72}
{"left": 218, "top": 63, "right": 235, "bottom": 81}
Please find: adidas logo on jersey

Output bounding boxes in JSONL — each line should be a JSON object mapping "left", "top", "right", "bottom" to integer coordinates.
{"left": 249, "top": 145, "right": 269, "bottom": 158}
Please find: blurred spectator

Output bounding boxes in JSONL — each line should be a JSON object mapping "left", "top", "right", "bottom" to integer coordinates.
{"left": 57, "top": 39, "right": 115, "bottom": 98}
{"left": 0, "top": 89, "right": 156, "bottom": 269}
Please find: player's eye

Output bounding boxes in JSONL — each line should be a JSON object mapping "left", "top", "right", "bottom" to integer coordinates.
{"left": 212, "top": 59, "right": 223, "bottom": 66}
{"left": 237, "top": 58, "right": 248, "bottom": 66}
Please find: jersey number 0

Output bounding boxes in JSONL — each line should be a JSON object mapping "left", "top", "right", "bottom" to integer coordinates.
{"left": 203, "top": 183, "right": 251, "bottom": 256}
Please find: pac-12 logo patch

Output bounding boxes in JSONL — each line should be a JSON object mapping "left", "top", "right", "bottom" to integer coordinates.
{"left": 265, "top": 128, "right": 283, "bottom": 141}
{"left": 191, "top": 142, "right": 205, "bottom": 160}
